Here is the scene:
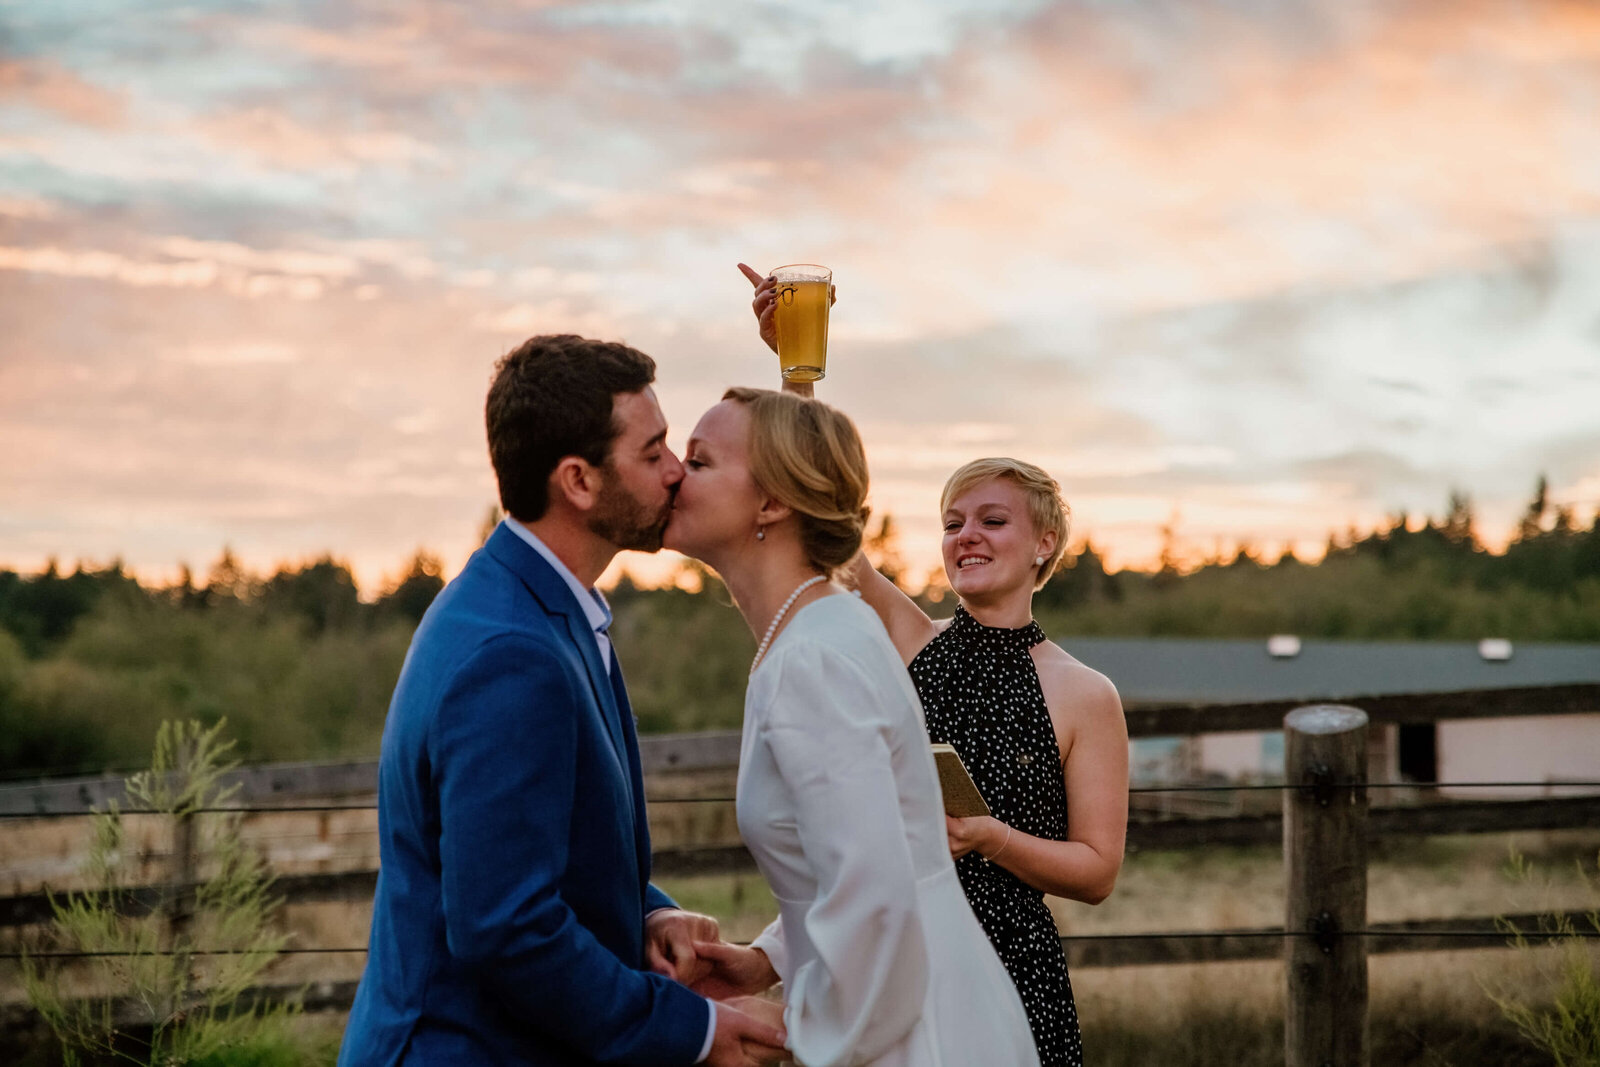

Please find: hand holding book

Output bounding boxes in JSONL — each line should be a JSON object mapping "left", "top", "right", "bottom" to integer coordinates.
{"left": 931, "top": 743, "right": 990, "bottom": 819}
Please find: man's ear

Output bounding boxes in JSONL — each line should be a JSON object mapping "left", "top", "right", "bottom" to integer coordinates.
{"left": 550, "top": 456, "right": 603, "bottom": 513}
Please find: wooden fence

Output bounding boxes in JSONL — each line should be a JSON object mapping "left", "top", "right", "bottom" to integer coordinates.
{"left": 5, "top": 681, "right": 1597, "bottom": 816}
{"left": 2, "top": 683, "right": 1597, "bottom": 1064}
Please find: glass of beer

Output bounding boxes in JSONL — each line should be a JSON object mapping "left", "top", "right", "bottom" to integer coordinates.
{"left": 772, "top": 263, "right": 831, "bottom": 382}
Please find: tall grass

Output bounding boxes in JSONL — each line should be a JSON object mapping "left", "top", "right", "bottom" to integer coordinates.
{"left": 1079, "top": 953, "right": 1557, "bottom": 1066}
{"left": 1484, "top": 849, "right": 1600, "bottom": 1066}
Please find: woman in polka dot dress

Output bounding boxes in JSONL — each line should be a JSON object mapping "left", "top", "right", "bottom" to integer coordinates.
{"left": 850, "top": 458, "right": 1130, "bottom": 1067}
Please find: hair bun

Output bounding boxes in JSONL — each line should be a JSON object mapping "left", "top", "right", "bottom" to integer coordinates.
{"left": 722, "top": 387, "right": 871, "bottom": 578}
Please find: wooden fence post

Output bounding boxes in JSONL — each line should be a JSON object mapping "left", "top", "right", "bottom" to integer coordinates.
{"left": 1285, "top": 704, "right": 1369, "bottom": 1067}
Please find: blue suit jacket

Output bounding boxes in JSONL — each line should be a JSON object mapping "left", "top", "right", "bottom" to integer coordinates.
{"left": 339, "top": 524, "right": 709, "bottom": 1066}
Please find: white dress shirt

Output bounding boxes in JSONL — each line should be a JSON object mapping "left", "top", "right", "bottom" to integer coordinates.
{"left": 504, "top": 519, "right": 614, "bottom": 671}
{"left": 502, "top": 519, "right": 717, "bottom": 1062}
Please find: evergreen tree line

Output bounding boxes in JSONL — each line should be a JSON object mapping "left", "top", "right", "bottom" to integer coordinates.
{"left": 0, "top": 480, "right": 1596, "bottom": 779}
{"left": 1028, "top": 479, "right": 1600, "bottom": 639}
{"left": 0, "top": 549, "right": 446, "bottom": 659}
{"left": 0, "top": 550, "right": 445, "bottom": 781}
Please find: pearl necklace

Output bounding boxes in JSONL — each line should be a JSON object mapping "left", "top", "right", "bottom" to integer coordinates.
{"left": 751, "top": 575, "right": 827, "bottom": 674}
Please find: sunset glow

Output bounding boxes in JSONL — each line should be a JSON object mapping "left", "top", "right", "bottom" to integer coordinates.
{"left": 3, "top": 0, "right": 1598, "bottom": 593}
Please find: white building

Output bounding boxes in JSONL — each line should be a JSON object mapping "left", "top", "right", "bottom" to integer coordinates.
{"left": 1061, "top": 637, "right": 1600, "bottom": 798}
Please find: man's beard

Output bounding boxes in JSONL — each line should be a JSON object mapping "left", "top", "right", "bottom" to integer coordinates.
{"left": 587, "top": 469, "right": 672, "bottom": 553}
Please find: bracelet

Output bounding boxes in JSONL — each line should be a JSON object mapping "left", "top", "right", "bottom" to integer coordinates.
{"left": 983, "top": 824, "right": 1012, "bottom": 863}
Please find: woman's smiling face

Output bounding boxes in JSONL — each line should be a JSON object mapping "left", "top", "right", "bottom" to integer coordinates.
{"left": 942, "top": 477, "right": 1051, "bottom": 599}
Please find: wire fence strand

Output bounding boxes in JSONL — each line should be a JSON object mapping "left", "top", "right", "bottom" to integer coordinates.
{"left": 6, "top": 926, "right": 1598, "bottom": 961}
{"left": 3, "top": 779, "right": 1599, "bottom": 819}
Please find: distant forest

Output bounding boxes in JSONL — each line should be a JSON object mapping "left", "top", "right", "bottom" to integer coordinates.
{"left": 2, "top": 479, "right": 1596, "bottom": 779}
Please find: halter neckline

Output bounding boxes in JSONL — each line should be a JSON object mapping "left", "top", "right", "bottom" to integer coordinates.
{"left": 949, "top": 603, "right": 1046, "bottom": 652}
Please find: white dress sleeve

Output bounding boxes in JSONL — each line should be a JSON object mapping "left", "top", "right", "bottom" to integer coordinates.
{"left": 760, "top": 643, "right": 930, "bottom": 1066}
{"left": 750, "top": 916, "right": 788, "bottom": 981}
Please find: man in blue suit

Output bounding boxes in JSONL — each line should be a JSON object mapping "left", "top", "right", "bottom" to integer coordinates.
{"left": 340, "top": 335, "right": 787, "bottom": 1065}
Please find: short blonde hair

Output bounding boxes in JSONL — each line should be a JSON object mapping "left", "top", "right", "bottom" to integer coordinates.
{"left": 940, "top": 458, "right": 1071, "bottom": 591}
{"left": 722, "top": 387, "right": 870, "bottom": 577}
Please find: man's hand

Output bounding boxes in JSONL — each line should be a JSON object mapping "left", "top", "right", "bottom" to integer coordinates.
{"left": 644, "top": 908, "right": 719, "bottom": 987}
{"left": 689, "top": 940, "right": 779, "bottom": 1000}
{"left": 707, "top": 997, "right": 788, "bottom": 1067}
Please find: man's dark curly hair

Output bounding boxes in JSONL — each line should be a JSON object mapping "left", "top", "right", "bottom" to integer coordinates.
{"left": 486, "top": 334, "right": 656, "bottom": 521}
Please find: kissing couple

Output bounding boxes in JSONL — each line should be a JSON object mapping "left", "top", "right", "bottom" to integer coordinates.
{"left": 338, "top": 329, "right": 1072, "bottom": 1066}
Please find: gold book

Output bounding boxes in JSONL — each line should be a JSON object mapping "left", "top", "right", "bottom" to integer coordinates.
{"left": 931, "top": 743, "right": 990, "bottom": 818}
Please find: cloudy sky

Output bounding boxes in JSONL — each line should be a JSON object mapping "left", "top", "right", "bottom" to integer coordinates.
{"left": 3, "top": 0, "right": 1599, "bottom": 592}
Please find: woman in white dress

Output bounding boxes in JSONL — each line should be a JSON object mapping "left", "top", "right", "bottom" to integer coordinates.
{"left": 663, "top": 387, "right": 1038, "bottom": 1067}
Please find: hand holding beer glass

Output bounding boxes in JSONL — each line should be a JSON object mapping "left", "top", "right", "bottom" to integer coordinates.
{"left": 739, "top": 262, "right": 835, "bottom": 393}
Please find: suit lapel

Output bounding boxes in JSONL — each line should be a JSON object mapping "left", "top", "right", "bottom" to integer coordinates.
{"left": 561, "top": 608, "right": 630, "bottom": 765}
{"left": 608, "top": 650, "right": 633, "bottom": 726}
{"left": 486, "top": 525, "right": 630, "bottom": 772}
{"left": 609, "top": 652, "right": 656, "bottom": 888}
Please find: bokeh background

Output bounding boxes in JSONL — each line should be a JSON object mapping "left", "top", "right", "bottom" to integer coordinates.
{"left": 5, "top": 0, "right": 1600, "bottom": 590}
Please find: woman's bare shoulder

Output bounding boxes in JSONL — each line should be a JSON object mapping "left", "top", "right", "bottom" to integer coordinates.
{"left": 1031, "top": 640, "right": 1123, "bottom": 720}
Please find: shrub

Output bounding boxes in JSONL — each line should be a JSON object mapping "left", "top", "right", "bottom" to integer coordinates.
{"left": 1485, "top": 848, "right": 1600, "bottom": 1067}
{"left": 22, "top": 720, "right": 332, "bottom": 1067}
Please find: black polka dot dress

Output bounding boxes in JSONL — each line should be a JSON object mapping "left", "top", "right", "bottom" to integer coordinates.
{"left": 909, "top": 604, "right": 1084, "bottom": 1067}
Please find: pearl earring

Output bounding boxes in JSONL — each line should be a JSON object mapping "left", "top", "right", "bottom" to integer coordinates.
{"left": 756, "top": 529, "right": 766, "bottom": 541}
{"left": 1034, "top": 556, "right": 1044, "bottom": 567}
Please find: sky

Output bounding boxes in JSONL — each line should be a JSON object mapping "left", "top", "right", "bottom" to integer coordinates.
{"left": 3, "top": 0, "right": 1599, "bottom": 593}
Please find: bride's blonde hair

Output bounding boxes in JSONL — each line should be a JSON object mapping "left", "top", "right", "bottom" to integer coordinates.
{"left": 722, "top": 387, "right": 870, "bottom": 578}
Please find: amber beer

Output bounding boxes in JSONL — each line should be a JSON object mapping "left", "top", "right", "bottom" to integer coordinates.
{"left": 772, "top": 264, "right": 831, "bottom": 382}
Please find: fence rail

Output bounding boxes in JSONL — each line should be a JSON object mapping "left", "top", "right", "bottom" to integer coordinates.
{"left": 1, "top": 790, "right": 1594, "bottom": 937}
{"left": 0, "top": 792, "right": 1594, "bottom": 906}
{"left": 5, "top": 905, "right": 1594, "bottom": 1041}
{"left": 3, "top": 682, "right": 1595, "bottom": 818}
{"left": 4, "top": 910, "right": 1592, "bottom": 968}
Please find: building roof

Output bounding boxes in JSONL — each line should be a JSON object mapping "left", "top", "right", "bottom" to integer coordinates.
{"left": 1057, "top": 637, "right": 1600, "bottom": 706}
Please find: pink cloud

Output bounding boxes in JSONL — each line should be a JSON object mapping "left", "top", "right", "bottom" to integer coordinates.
{"left": 0, "top": 245, "right": 220, "bottom": 288}
{"left": 0, "top": 195, "right": 61, "bottom": 220}
{"left": 0, "top": 228, "right": 444, "bottom": 302}
{"left": 0, "top": 59, "right": 126, "bottom": 128}
{"left": 194, "top": 106, "right": 445, "bottom": 171}
{"left": 234, "top": 5, "right": 694, "bottom": 94}
{"left": 749, "top": 0, "right": 1600, "bottom": 325}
